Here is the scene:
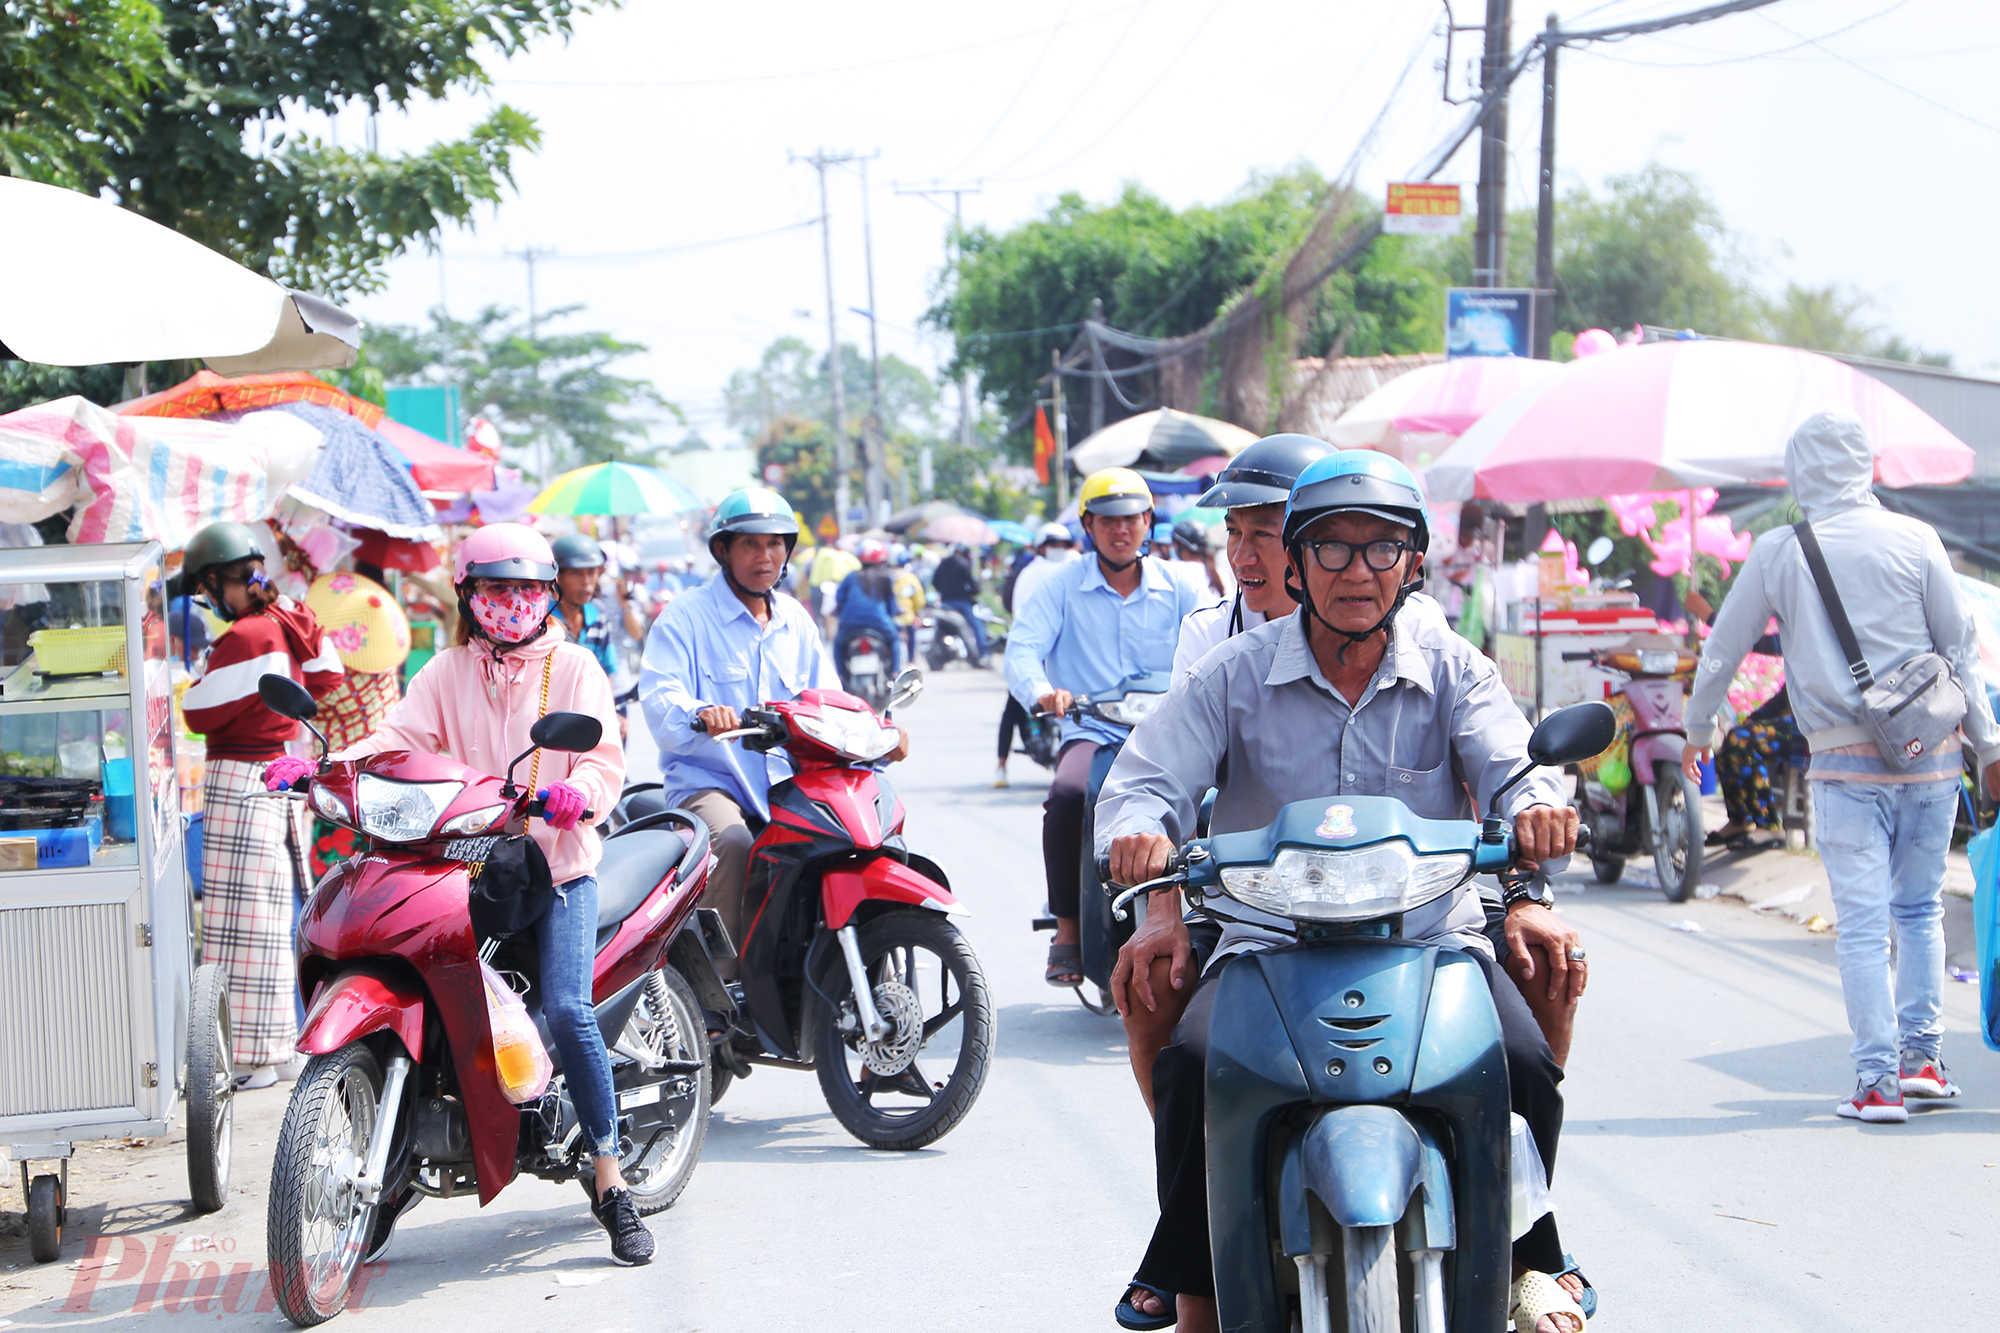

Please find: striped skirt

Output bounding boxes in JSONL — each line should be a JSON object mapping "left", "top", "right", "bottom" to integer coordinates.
{"left": 201, "top": 757, "right": 305, "bottom": 1068}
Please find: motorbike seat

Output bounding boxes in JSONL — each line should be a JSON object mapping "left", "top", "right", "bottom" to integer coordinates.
{"left": 592, "top": 826, "right": 687, "bottom": 948}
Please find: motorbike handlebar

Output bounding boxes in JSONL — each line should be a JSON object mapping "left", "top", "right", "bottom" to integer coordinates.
{"left": 525, "top": 796, "right": 597, "bottom": 824}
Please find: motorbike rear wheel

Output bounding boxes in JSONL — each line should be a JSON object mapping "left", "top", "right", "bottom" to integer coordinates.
{"left": 1652, "top": 760, "right": 1704, "bottom": 902}
{"left": 267, "top": 1044, "right": 383, "bottom": 1327}
{"left": 813, "top": 911, "right": 993, "bottom": 1150}
{"left": 607, "top": 966, "right": 709, "bottom": 1216}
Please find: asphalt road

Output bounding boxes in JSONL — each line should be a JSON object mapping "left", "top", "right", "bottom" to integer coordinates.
{"left": 6, "top": 665, "right": 1999, "bottom": 1328}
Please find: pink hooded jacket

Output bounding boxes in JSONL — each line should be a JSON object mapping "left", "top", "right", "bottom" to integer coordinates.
{"left": 337, "top": 623, "right": 625, "bottom": 883}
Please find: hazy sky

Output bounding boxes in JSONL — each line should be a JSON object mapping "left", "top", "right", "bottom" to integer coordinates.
{"left": 343, "top": 0, "right": 2000, "bottom": 446}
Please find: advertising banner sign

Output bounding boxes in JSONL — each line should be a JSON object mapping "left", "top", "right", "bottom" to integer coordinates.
{"left": 1446, "top": 288, "right": 1535, "bottom": 359}
{"left": 1384, "top": 183, "right": 1465, "bottom": 235}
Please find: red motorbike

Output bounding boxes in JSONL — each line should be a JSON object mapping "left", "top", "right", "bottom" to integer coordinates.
{"left": 664, "top": 668, "right": 994, "bottom": 1149}
{"left": 252, "top": 675, "right": 720, "bottom": 1327}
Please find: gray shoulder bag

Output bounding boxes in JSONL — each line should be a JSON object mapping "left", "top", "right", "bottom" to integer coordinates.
{"left": 1794, "top": 520, "right": 1966, "bottom": 770}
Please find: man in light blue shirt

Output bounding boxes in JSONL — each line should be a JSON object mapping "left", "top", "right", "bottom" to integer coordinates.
{"left": 642, "top": 488, "right": 887, "bottom": 973}
{"left": 1005, "top": 468, "right": 1201, "bottom": 988}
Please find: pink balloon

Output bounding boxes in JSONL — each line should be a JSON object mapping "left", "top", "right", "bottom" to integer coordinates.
{"left": 1572, "top": 328, "right": 1619, "bottom": 359}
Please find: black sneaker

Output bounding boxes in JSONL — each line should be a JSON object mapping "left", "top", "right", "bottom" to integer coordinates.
{"left": 591, "top": 1186, "right": 655, "bottom": 1265}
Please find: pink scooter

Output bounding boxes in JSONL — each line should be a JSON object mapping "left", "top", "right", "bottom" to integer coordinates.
{"left": 1562, "top": 636, "right": 1704, "bottom": 900}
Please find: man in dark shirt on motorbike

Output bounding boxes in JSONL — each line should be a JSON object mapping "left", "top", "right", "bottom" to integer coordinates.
{"left": 1100, "top": 452, "right": 1593, "bottom": 1333}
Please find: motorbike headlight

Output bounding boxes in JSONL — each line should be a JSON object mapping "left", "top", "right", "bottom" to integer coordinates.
{"left": 354, "top": 774, "right": 464, "bottom": 842}
{"left": 794, "top": 708, "right": 900, "bottom": 762}
{"left": 1218, "top": 843, "right": 1470, "bottom": 922}
{"left": 1636, "top": 649, "right": 1680, "bottom": 674}
{"left": 311, "top": 783, "right": 347, "bottom": 823}
{"left": 1094, "top": 693, "right": 1164, "bottom": 727}
{"left": 439, "top": 803, "right": 508, "bottom": 838}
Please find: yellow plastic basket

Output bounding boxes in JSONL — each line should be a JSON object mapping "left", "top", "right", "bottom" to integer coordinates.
{"left": 29, "top": 626, "right": 128, "bottom": 677}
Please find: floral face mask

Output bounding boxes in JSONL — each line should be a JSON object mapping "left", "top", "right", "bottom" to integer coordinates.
{"left": 468, "top": 587, "right": 554, "bottom": 644}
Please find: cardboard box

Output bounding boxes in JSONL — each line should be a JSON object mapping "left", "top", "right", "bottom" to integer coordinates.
{"left": 0, "top": 836, "right": 37, "bottom": 870}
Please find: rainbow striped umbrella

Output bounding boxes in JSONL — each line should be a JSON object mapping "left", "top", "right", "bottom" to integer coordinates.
{"left": 527, "top": 461, "right": 701, "bottom": 516}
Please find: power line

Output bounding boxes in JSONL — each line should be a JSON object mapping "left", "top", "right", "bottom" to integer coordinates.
{"left": 1575, "top": 0, "right": 1909, "bottom": 66}
{"left": 979, "top": 0, "right": 1157, "bottom": 180}
{"left": 495, "top": 4, "right": 1143, "bottom": 89}
{"left": 445, "top": 216, "right": 822, "bottom": 264}
{"left": 1751, "top": 6, "right": 2000, "bottom": 136}
{"left": 991, "top": 0, "right": 1229, "bottom": 184}
{"left": 934, "top": 0, "right": 1083, "bottom": 180}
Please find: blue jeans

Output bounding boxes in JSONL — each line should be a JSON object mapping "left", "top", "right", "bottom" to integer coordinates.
{"left": 539, "top": 874, "right": 619, "bottom": 1158}
{"left": 942, "top": 600, "right": 986, "bottom": 658}
{"left": 1812, "top": 779, "right": 1957, "bottom": 1082}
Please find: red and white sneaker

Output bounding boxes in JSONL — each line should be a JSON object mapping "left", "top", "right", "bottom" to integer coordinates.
{"left": 1900, "top": 1050, "right": 1961, "bottom": 1099}
{"left": 1836, "top": 1073, "right": 1908, "bottom": 1123}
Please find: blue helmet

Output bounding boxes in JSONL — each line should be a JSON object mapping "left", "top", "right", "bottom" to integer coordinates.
{"left": 1282, "top": 451, "right": 1430, "bottom": 554}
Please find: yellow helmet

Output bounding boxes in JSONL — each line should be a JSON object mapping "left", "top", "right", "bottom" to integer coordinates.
{"left": 1078, "top": 467, "right": 1154, "bottom": 518}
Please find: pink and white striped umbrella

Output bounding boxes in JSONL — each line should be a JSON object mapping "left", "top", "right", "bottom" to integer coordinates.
{"left": 1425, "top": 340, "right": 1974, "bottom": 503}
{"left": 1331, "top": 356, "right": 1566, "bottom": 469}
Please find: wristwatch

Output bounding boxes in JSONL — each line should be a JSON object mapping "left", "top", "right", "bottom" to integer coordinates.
{"left": 1499, "top": 869, "right": 1554, "bottom": 913}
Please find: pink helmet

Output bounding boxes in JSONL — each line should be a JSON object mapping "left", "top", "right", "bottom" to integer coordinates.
{"left": 453, "top": 523, "right": 557, "bottom": 586}
{"left": 857, "top": 537, "right": 889, "bottom": 565}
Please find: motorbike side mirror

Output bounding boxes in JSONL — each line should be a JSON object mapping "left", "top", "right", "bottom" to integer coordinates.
{"left": 1483, "top": 701, "right": 1618, "bottom": 841}
{"left": 531, "top": 711, "right": 604, "bottom": 755}
{"left": 887, "top": 667, "right": 924, "bottom": 713}
{"left": 1585, "top": 535, "right": 1615, "bottom": 566}
{"left": 258, "top": 673, "right": 316, "bottom": 721}
{"left": 259, "top": 671, "right": 330, "bottom": 763}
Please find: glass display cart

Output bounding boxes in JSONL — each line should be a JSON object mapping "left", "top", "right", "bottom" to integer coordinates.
{"left": 0, "top": 541, "right": 230, "bottom": 1262}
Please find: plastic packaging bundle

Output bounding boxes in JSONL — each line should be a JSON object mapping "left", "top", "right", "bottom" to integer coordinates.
{"left": 481, "top": 958, "right": 552, "bottom": 1104}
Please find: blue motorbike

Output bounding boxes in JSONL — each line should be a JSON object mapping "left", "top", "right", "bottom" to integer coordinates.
{"left": 1108, "top": 701, "right": 1614, "bottom": 1333}
{"left": 1031, "top": 671, "right": 1172, "bottom": 1015}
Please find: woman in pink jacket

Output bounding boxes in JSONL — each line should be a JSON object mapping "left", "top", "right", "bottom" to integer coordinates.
{"left": 271, "top": 524, "right": 650, "bottom": 1265}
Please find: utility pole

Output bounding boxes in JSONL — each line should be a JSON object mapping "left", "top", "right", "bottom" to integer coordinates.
{"left": 1532, "top": 13, "right": 1559, "bottom": 359}
{"left": 791, "top": 149, "right": 860, "bottom": 536}
{"left": 895, "top": 179, "right": 984, "bottom": 492}
{"left": 1050, "top": 348, "right": 1068, "bottom": 510}
{"left": 1087, "top": 297, "right": 1106, "bottom": 438}
{"left": 857, "top": 155, "right": 888, "bottom": 526}
{"left": 1473, "top": 0, "right": 1513, "bottom": 288}
{"left": 505, "top": 245, "right": 555, "bottom": 480}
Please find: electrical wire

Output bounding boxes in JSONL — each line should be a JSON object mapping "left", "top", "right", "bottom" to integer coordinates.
{"left": 991, "top": 0, "right": 1229, "bottom": 185}
{"left": 934, "top": 0, "right": 1084, "bottom": 180}
{"left": 446, "top": 216, "right": 823, "bottom": 264}
{"left": 1576, "top": 0, "right": 1909, "bottom": 66}
{"left": 978, "top": 0, "right": 1156, "bottom": 180}
{"left": 1754, "top": 7, "right": 2000, "bottom": 136}
{"left": 495, "top": 4, "right": 1140, "bottom": 89}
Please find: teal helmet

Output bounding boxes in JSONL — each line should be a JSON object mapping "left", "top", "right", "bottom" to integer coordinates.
{"left": 708, "top": 487, "right": 800, "bottom": 564}
{"left": 1282, "top": 450, "right": 1430, "bottom": 553}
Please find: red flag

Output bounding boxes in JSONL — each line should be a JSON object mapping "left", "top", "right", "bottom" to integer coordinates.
{"left": 1033, "top": 407, "right": 1054, "bottom": 485}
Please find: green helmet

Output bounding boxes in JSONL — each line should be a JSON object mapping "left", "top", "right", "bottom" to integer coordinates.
{"left": 550, "top": 533, "right": 607, "bottom": 570}
{"left": 708, "top": 487, "right": 800, "bottom": 558}
{"left": 182, "top": 522, "right": 264, "bottom": 582}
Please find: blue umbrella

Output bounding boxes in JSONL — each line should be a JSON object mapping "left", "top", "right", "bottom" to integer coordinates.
{"left": 989, "top": 519, "right": 1036, "bottom": 545}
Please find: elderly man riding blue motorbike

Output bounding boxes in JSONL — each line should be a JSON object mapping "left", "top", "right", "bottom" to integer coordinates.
{"left": 1099, "top": 451, "right": 1595, "bottom": 1333}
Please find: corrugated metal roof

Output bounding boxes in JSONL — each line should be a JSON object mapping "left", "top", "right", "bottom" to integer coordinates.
{"left": 1829, "top": 354, "right": 2000, "bottom": 480}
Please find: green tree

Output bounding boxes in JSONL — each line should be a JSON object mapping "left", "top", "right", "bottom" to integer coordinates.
{"left": 367, "top": 305, "right": 675, "bottom": 480}
{"left": 6, "top": 0, "right": 598, "bottom": 295}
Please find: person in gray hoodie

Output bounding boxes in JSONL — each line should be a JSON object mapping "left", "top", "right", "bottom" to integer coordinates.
{"left": 1685, "top": 409, "right": 2000, "bottom": 1123}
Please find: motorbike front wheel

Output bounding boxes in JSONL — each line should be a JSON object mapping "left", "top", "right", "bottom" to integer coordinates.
{"left": 267, "top": 1044, "right": 383, "bottom": 1327}
{"left": 813, "top": 911, "right": 994, "bottom": 1150}
{"left": 1652, "top": 759, "right": 1705, "bottom": 902}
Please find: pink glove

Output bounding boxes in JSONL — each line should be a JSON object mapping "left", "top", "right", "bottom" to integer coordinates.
{"left": 264, "top": 756, "right": 314, "bottom": 791}
{"left": 537, "top": 782, "right": 589, "bottom": 831}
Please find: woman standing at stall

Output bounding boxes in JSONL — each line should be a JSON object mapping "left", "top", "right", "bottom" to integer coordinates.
{"left": 179, "top": 522, "right": 343, "bottom": 1089}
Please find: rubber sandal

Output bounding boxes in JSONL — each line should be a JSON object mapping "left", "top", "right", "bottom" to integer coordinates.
{"left": 1045, "top": 942, "right": 1084, "bottom": 988}
{"left": 1114, "top": 1282, "right": 1175, "bottom": 1330}
{"left": 1510, "top": 1270, "right": 1586, "bottom": 1333}
{"left": 1553, "top": 1254, "right": 1598, "bottom": 1320}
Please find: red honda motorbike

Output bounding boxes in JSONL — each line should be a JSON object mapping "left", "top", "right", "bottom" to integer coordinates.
{"left": 677, "top": 668, "right": 994, "bottom": 1150}
{"left": 252, "top": 675, "right": 720, "bottom": 1327}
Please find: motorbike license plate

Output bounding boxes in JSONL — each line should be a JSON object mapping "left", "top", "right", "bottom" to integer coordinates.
{"left": 618, "top": 1083, "right": 663, "bottom": 1110}
{"left": 850, "top": 653, "right": 882, "bottom": 673}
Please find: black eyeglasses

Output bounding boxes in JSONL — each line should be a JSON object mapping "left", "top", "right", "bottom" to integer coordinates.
{"left": 1302, "top": 538, "right": 1414, "bottom": 573}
